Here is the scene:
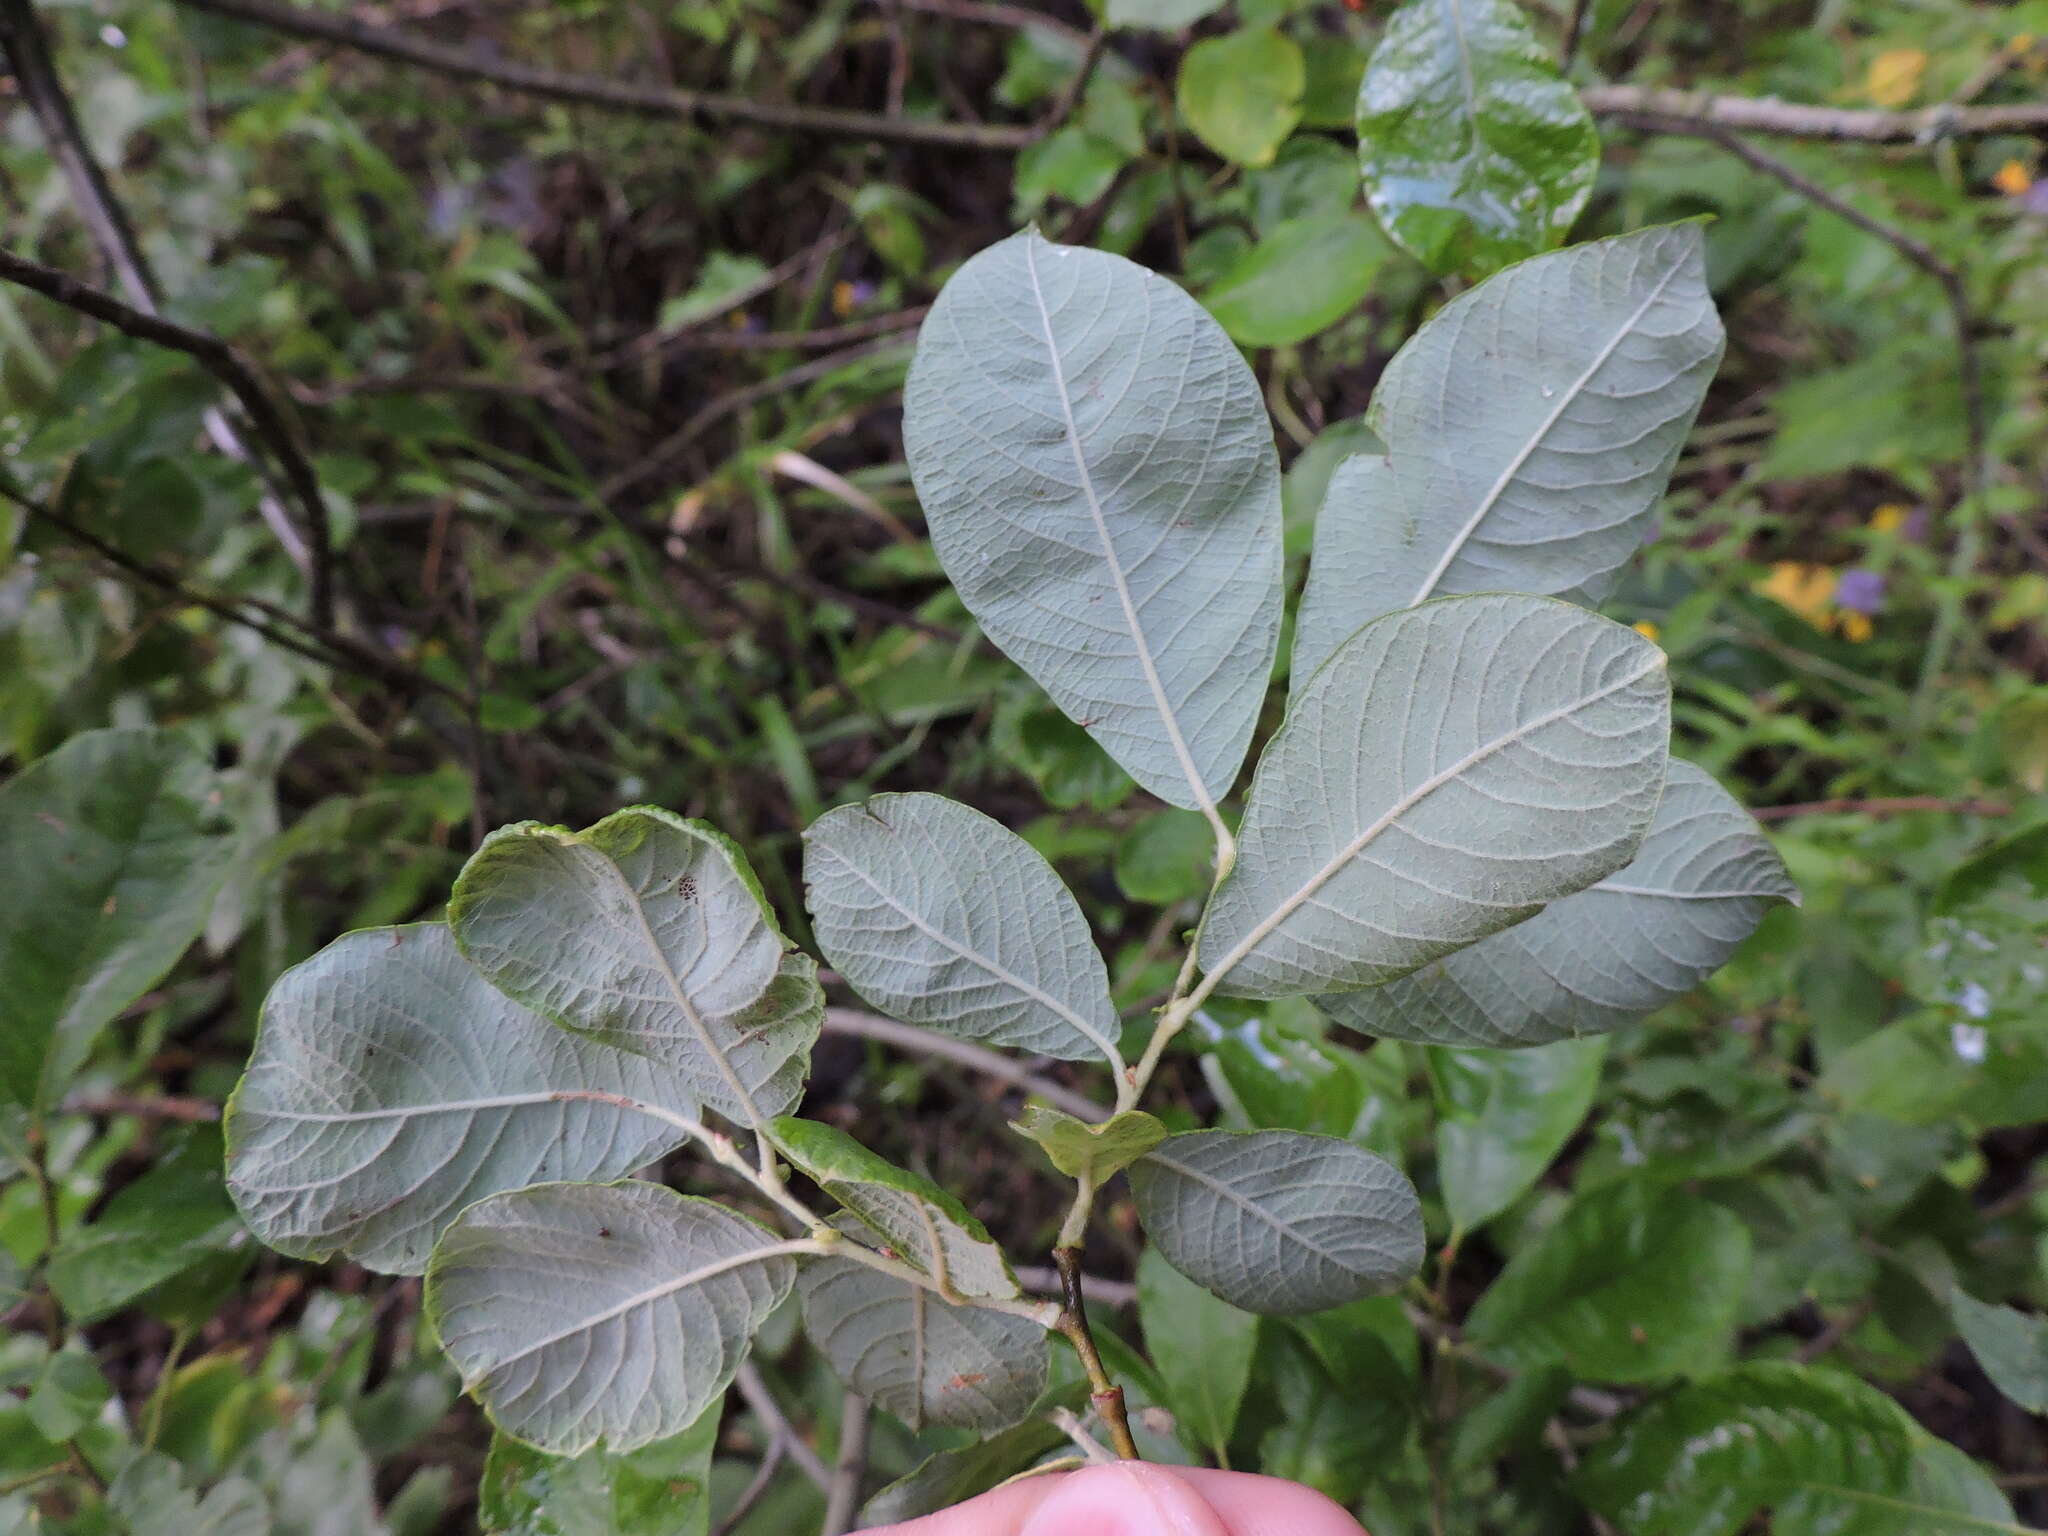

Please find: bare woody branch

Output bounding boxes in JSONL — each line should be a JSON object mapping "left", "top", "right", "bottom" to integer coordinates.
{"left": 0, "top": 0, "right": 336, "bottom": 629}
{"left": 168, "top": 3, "right": 2048, "bottom": 148}
{"left": 1584, "top": 83, "right": 2048, "bottom": 142}
{"left": 171, "top": 0, "right": 1038, "bottom": 151}
{"left": 0, "top": 243, "right": 338, "bottom": 627}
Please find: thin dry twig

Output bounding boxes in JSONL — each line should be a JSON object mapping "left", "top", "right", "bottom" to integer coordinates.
{"left": 893, "top": 0, "right": 1092, "bottom": 49}
{"left": 0, "top": 242, "right": 336, "bottom": 628}
{"left": 172, "top": 0, "right": 1037, "bottom": 150}
{"left": 823, "top": 1008, "right": 1109, "bottom": 1123}
{"left": 820, "top": 1392, "right": 871, "bottom": 1536}
{"left": 1584, "top": 83, "right": 2048, "bottom": 141}
{"left": 1751, "top": 795, "right": 2010, "bottom": 821}
{"left": 1, "top": 477, "right": 465, "bottom": 704}
{"left": 0, "top": 0, "right": 335, "bottom": 627}
{"left": 1682, "top": 127, "right": 2001, "bottom": 719}
{"left": 733, "top": 1363, "right": 832, "bottom": 1493}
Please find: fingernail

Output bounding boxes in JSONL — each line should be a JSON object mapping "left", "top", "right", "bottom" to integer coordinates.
{"left": 1020, "top": 1465, "right": 1229, "bottom": 1536}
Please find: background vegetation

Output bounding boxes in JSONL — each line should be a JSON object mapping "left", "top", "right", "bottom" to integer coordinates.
{"left": 2, "top": 0, "right": 2047, "bottom": 1531}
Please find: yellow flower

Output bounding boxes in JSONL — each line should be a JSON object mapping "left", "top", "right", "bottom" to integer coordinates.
{"left": 832, "top": 279, "right": 858, "bottom": 318}
{"left": 1868, "top": 503, "right": 1909, "bottom": 533}
{"left": 1755, "top": 562, "right": 1838, "bottom": 628}
{"left": 1865, "top": 48, "right": 1928, "bottom": 107}
{"left": 1631, "top": 620, "right": 1661, "bottom": 643}
{"left": 1839, "top": 612, "right": 1873, "bottom": 644}
{"left": 1994, "top": 160, "right": 2035, "bottom": 197}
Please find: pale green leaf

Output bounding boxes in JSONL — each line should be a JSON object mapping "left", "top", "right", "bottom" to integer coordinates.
{"left": 1011, "top": 1107, "right": 1168, "bottom": 1182}
{"left": 799, "top": 1254, "right": 1047, "bottom": 1432}
{"left": 1466, "top": 1180, "right": 1749, "bottom": 1382}
{"left": 479, "top": 1404, "right": 722, "bottom": 1536}
{"left": 1355, "top": 0, "right": 1600, "bottom": 275}
{"left": 1952, "top": 1290, "right": 2048, "bottom": 1413}
{"left": 426, "top": 1182, "right": 796, "bottom": 1455}
{"left": 449, "top": 808, "right": 820, "bottom": 1125}
{"left": 1202, "top": 595, "right": 1670, "bottom": 999}
{"left": 1178, "top": 29, "right": 1305, "bottom": 169}
{"left": 802, "top": 793, "right": 1121, "bottom": 1067}
{"left": 1433, "top": 1038, "right": 1607, "bottom": 1234}
{"left": 1292, "top": 226, "right": 1723, "bottom": 680}
{"left": 770, "top": 1117, "right": 1019, "bottom": 1299}
{"left": 1137, "top": 1246, "right": 1257, "bottom": 1460}
{"left": 1129, "top": 1129, "right": 1424, "bottom": 1314}
{"left": 108, "top": 1454, "right": 268, "bottom": 1536}
{"left": 1576, "top": 1362, "right": 2023, "bottom": 1535}
{"left": 903, "top": 231, "right": 1284, "bottom": 813}
{"left": 49, "top": 1124, "right": 245, "bottom": 1322}
{"left": 1203, "top": 213, "right": 1390, "bottom": 348}
{"left": 1324, "top": 762, "right": 1795, "bottom": 1047}
{"left": 226, "top": 925, "right": 696, "bottom": 1276}
{"left": 0, "top": 727, "right": 234, "bottom": 1111}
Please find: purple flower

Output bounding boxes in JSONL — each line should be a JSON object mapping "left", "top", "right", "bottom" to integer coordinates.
{"left": 1834, "top": 569, "right": 1886, "bottom": 615}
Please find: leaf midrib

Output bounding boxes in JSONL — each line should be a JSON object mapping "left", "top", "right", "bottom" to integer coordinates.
{"left": 475, "top": 1237, "right": 804, "bottom": 1373}
{"left": 1020, "top": 236, "right": 1218, "bottom": 818}
{"left": 592, "top": 836, "right": 772, "bottom": 1136}
{"left": 824, "top": 853, "right": 1124, "bottom": 1070}
{"left": 1404, "top": 250, "right": 1688, "bottom": 608}
{"left": 1146, "top": 1147, "right": 1353, "bottom": 1269}
{"left": 1204, "top": 652, "right": 1665, "bottom": 991}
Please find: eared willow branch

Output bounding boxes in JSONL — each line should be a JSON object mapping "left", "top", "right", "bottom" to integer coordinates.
{"left": 1050, "top": 1248, "right": 1140, "bottom": 1461}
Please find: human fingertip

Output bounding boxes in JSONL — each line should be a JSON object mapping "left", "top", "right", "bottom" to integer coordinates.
{"left": 1016, "top": 1463, "right": 1230, "bottom": 1536}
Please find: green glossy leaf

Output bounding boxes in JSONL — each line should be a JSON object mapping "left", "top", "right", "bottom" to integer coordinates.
{"left": 226, "top": 925, "right": 696, "bottom": 1276}
{"left": 769, "top": 1117, "right": 1019, "bottom": 1299}
{"left": 1202, "top": 595, "right": 1670, "bottom": 999}
{"left": 1293, "top": 226, "right": 1723, "bottom": 680}
{"left": 0, "top": 727, "right": 234, "bottom": 1110}
{"left": 1257, "top": 1327, "right": 1406, "bottom": 1504}
{"left": 1203, "top": 214, "right": 1390, "bottom": 348}
{"left": 1108, "top": 0, "right": 1227, "bottom": 27}
{"left": 1952, "top": 1290, "right": 2048, "bottom": 1413}
{"left": 1178, "top": 29, "right": 1306, "bottom": 169}
{"left": 479, "top": 1404, "right": 721, "bottom": 1536}
{"left": 108, "top": 1453, "right": 268, "bottom": 1536}
{"left": 799, "top": 1253, "right": 1047, "bottom": 1432}
{"left": 1129, "top": 1129, "right": 1424, "bottom": 1314}
{"left": 1432, "top": 1038, "right": 1606, "bottom": 1234}
{"left": 449, "top": 808, "right": 820, "bottom": 1126}
{"left": 1466, "top": 1180, "right": 1749, "bottom": 1382}
{"left": 860, "top": 1382, "right": 1086, "bottom": 1526}
{"left": 1137, "top": 1245, "right": 1257, "bottom": 1460}
{"left": 1011, "top": 1107, "right": 1168, "bottom": 1183}
{"left": 1324, "top": 762, "right": 1796, "bottom": 1047}
{"left": 803, "top": 793, "right": 1121, "bottom": 1067}
{"left": 48, "top": 1124, "right": 247, "bottom": 1323}
{"left": 425, "top": 1182, "right": 796, "bottom": 1455}
{"left": 1355, "top": 0, "right": 1599, "bottom": 275}
{"left": 903, "top": 231, "right": 1284, "bottom": 813}
{"left": 1576, "top": 1362, "right": 2022, "bottom": 1535}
